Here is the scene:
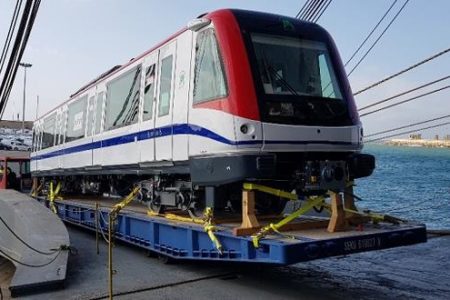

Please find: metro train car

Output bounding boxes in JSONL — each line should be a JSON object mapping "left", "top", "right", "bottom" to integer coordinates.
{"left": 31, "top": 9, "right": 375, "bottom": 216}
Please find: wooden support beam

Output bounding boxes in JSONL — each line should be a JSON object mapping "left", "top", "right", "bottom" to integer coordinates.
{"left": 327, "top": 192, "right": 346, "bottom": 232}
{"left": 233, "top": 190, "right": 261, "bottom": 236}
{"left": 343, "top": 185, "right": 368, "bottom": 226}
{"left": 344, "top": 185, "right": 358, "bottom": 212}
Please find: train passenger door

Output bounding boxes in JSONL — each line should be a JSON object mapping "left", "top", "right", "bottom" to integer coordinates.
{"left": 154, "top": 42, "right": 176, "bottom": 162}
{"left": 92, "top": 88, "right": 105, "bottom": 167}
{"left": 86, "top": 94, "right": 96, "bottom": 166}
{"left": 139, "top": 52, "right": 158, "bottom": 163}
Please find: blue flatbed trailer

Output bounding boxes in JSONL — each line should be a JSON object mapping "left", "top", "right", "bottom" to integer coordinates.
{"left": 39, "top": 197, "right": 427, "bottom": 265}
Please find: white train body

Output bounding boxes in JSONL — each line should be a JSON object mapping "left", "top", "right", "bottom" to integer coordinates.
{"left": 31, "top": 10, "right": 373, "bottom": 214}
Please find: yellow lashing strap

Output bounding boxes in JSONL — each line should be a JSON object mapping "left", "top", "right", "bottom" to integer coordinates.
{"left": 252, "top": 196, "right": 325, "bottom": 248}
{"left": 48, "top": 181, "right": 63, "bottom": 214}
{"left": 147, "top": 207, "right": 223, "bottom": 254}
{"left": 203, "top": 207, "right": 223, "bottom": 254}
{"left": 343, "top": 207, "right": 403, "bottom": 224}
{"left": 243, "top": 183, "right": 298, "bottom": 201}
{"left": 111, "top": 186, "right": 141, "bottom": 216}
{"left": 31, "top": 182, "right": 43, "bottom": 198}
{"left": 317, "top": 200, "right": 402, "bottom": 225}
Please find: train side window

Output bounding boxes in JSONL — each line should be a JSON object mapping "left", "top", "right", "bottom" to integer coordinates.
{"left": 42, "top": 114, "right": 56, "bottom": 150}
{"left": 66, "top": 96, "right": 87, "bottom": 142}
{"left": 94, "top": 92, "right": 104, "bottom": 134}
{"left": 105, "top": 65, "right": 141, "bottom": 130}
{"left": 143, "top": 64, "right": 156, "bottom": 121}
{"left": 193, "top": 28, "right": 227, "bottom": 104}
{"left": 158, "top": 56, "right": 173, "bottom": 117}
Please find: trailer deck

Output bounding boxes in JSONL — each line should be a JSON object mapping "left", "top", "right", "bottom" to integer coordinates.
{"left": 37, "top": 196, "right": 427, "bottom": 265}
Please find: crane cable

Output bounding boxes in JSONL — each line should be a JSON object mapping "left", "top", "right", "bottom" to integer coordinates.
{"left": 353, "top": 47, "right": 450, "bottom": 96}
{"left": 360, "top": 84, "right": 450, "bottom": 117}
{"left": 0, "top": 0, "right": 41, "bottom": 118}
{"left": 303, "top": 0, "right": 324, "bottom": 21}
{"left": 297, "top": 0, "right": 332, "bottom": 22}
{"left": 364, "top": 114, "right": 450, "bottom": 138}
{"left": 347, "top": 0, "right": 410, "bottom": 77}
{"left": 365, "top": 120, "right": 450, "bottom": 143}
{"left": 296, "top": 0, "right": 313, "bottom": 18}
{"left": 344, "top": 0, "right": 398, "bottom": 67}
{"left": 358, "top": 74, "right": 450, "bottom": 111}
{"left": 0, "top": 0, "right": 24, "bottom": 77}
{"left": 311, "top": 0, "right": 332, "bottom": 23}
{"left": 300, "top": 0, "right": 321, "bottom": 21}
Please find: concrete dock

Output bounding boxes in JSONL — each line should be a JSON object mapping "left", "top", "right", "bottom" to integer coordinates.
{"left": 0, "top": 190, "right": 69, "bottom": 297}
{"left": 2, "top": 225, "right": 448, "bottom": 299}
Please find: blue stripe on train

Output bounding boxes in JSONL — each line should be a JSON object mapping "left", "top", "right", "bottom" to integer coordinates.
{"left": 30, "top": 123, "right": 352, "bottom": 161}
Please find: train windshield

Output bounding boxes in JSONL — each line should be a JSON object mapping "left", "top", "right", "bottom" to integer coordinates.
{"left": 248, "top": 32, "right": 350, "bottom": 126}
{"left": 252, "top": 33, "right": 342, "bottom": 99}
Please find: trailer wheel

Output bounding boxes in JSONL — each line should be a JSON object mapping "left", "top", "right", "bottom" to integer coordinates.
{"left": 158, "top": 254, "right": 173, "bottom": 264}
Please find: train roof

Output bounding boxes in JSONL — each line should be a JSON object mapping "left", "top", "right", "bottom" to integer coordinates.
{"left": 36, "top": 9, "right": 326, "bottom": 123}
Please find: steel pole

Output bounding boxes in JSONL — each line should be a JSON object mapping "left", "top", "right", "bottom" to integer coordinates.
{"left": 22, "top": 67, "right": 26, "bottom": 133}
{"left": 19, "top": 62, "right": 32, "bottom": 133}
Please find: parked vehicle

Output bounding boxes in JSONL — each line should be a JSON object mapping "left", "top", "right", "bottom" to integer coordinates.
{"left": 2, "top": 140, "right": 31, "bottom": 151}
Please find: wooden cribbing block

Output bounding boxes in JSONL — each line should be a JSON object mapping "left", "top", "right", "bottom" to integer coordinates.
{"left": 233, "top": 190, "right": 261, "bottom": 236}
{"left": 327, "top": 192, "right": 346, "bottom": 232}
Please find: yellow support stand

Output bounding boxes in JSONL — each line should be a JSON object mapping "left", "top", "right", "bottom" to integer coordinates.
{"left": 48, "top": 181, "right": 63, "bottom": 214}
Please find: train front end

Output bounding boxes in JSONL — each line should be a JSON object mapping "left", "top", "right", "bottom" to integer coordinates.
{"left": 203, "top": 9, "right": 375, "bottom": 197}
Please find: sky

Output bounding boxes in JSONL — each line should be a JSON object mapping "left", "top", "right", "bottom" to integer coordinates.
{"left": 0, "top": 0, "right": 449, "bottom": 139}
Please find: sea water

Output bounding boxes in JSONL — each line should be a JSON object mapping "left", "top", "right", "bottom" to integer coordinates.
{"left": 355, "top": 144, "right": 450, "bottom": 229}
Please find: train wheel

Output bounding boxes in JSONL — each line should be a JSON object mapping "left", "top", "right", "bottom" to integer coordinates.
{"left": 188, "top": 201, "right": 205, "bottom": 218}
{"left": 148, "top": 197, "right": 165, "bottom": 214}
{"left": 256, "top": 192, "right": 288, "bottom": 215}
{"left": 158, "top": 254, "right": 173, "bottom": 264}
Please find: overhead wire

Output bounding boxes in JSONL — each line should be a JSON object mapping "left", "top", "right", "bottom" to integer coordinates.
{"left": 358, "top": 75, "right": 450, "bottom": 111}
{"left": 365, "top": 120, "right": 450, "bottom": 143}
{"left": 353, "top": 47, "right": 450, "bottom": 96}
{"left": 347, "top": 0, "right": 410, "bottom": 77}
{"left": 344, "top": 0, "right": 398, "bottom": 67}
{"left": 360, "top": 84, "right": 450, "bottom": 117}
{"left": 364, "top": 114, "right": 450, "bottom": 138}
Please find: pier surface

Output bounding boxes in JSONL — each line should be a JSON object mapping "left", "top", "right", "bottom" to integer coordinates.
{"left": 2, "top": 225, "right": 447, "bottom": 300}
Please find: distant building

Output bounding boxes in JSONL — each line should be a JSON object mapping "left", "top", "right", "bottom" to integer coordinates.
{"left": 409, "top": 134, "right": 422, "bottom": 140}
{"left": 0, "top": 120, "right": 33, "bottom": 130}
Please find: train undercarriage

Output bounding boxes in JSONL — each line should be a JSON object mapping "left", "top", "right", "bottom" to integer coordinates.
{"left": 33, "top": 152, "right": 376, "bottom": 218}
